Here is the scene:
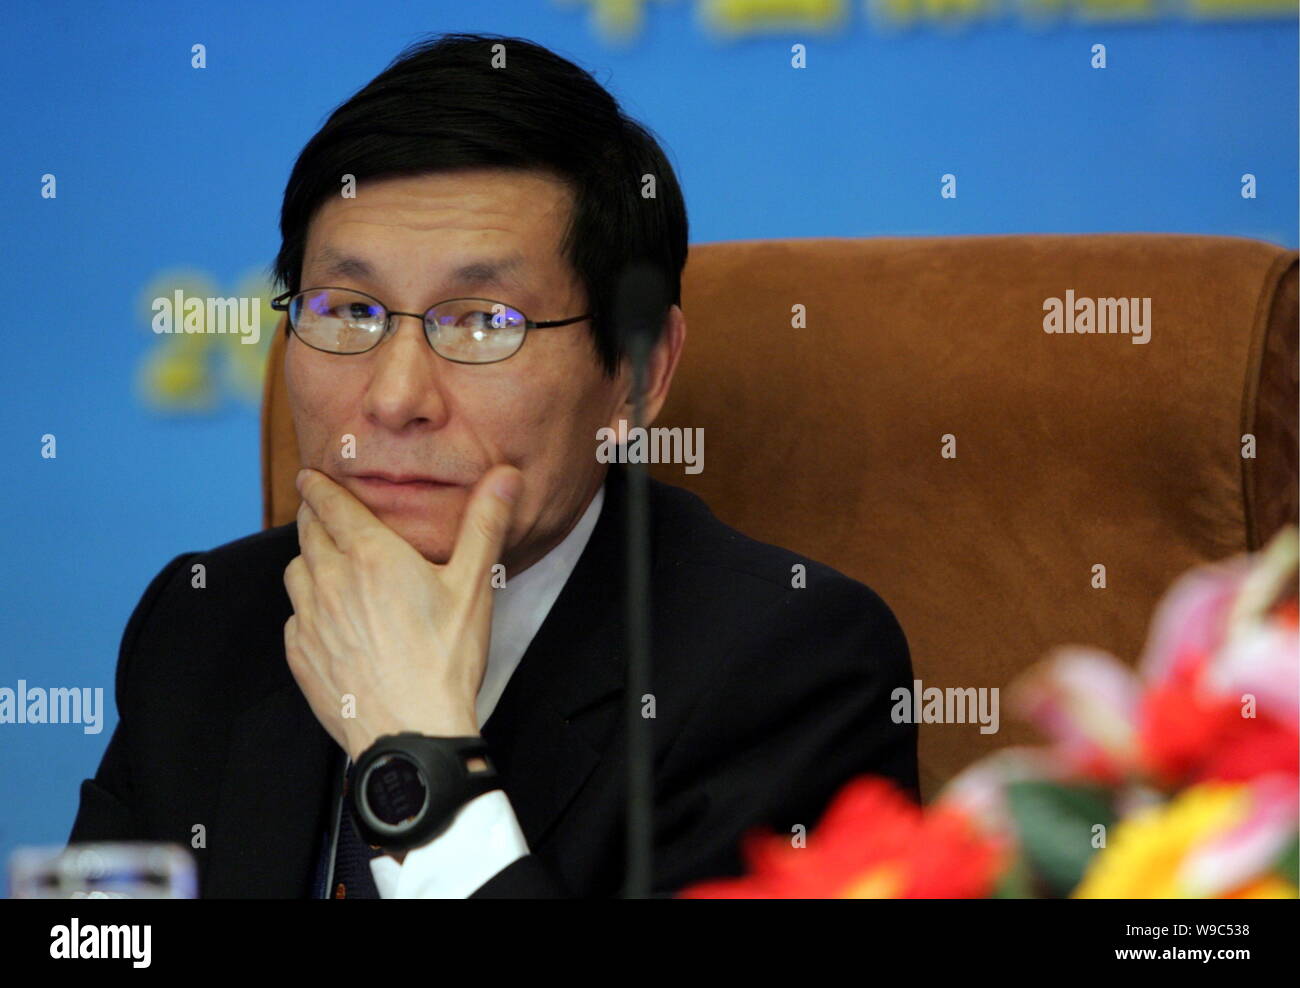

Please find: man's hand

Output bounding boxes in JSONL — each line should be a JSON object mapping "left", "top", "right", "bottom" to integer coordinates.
{"left": 283, "top": 464, "right": 523, "bottom": 763}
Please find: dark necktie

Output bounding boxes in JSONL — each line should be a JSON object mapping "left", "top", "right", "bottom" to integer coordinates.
{"left": 330, "top": 762, "right": 383, "bottom": 899}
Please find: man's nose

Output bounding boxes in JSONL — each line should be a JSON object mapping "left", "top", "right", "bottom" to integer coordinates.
{"left": 361, "top": 313, "right": 451, "bottom": 431}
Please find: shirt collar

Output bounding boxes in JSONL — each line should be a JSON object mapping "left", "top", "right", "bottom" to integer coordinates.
{"left": 474, "top": 481, "right": 607, "bottom": 727}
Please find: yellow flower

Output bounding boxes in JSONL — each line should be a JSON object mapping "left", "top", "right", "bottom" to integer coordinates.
{"left": 1074, "top": 782, "right": 1296, "bottom": 898}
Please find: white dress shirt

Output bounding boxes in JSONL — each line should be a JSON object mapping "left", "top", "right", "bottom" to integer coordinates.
{"left": 367, "top": 482, "right": 606, "bottom": 898}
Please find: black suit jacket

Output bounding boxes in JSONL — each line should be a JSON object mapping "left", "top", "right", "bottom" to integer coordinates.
{"left": 69, "top": 465, "right": 917, "bottom": 897}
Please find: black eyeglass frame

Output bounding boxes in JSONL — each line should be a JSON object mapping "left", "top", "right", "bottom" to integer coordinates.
{"left": 270, "top": 286, "right": 595, "bottom": 364}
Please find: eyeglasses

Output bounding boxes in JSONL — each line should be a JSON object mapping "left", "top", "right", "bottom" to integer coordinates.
{"left": 270, "top": 287, "right": 594, "bottom": 364}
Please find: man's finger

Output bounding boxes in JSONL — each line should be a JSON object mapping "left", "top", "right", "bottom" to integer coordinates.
{"left": 283, "top": 554, "right": 314, "bottom": 613}
{"left": 297, "top": 468, "right": 382, "bottom": 553}
{"left": 297, "top": 499, "right": 342, "bottom": 573}
{"left": 447, "top": 464, "right": 522, "bottom": 586}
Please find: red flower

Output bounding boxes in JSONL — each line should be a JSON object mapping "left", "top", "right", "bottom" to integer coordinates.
{"left": 676, "top": 777, "right": 1005, "bottom": 898}
{"left": 1139, "top": 674, "right": 1299, "bottom": 786}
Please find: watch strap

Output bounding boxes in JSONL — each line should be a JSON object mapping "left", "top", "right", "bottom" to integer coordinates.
{"left": 347, "top": 733, "right": 501, "bottom": 852}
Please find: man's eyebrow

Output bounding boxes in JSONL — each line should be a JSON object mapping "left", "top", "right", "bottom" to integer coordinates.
{"left": 451, "top": 254, "right": 527, "bottom": 291}
{"left": 308, "top": 247, "right": 530, "bottom": 296}
{"left": 311, "top": 246, "right": 374, "bottom": 281}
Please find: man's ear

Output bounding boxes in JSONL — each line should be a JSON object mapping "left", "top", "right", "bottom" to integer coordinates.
{"left": 607, "top": 304, "right": 687, "bottom": 430}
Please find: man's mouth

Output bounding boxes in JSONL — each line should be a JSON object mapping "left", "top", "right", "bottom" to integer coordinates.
{"left": 352, "top": 472, "right": 459, "bottom": 490}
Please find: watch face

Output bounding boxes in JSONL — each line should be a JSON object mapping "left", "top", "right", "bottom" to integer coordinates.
{"left": 364, "top": 753, "right": 429, "bottom": 827}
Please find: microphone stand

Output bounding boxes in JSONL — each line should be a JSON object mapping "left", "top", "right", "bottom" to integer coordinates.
{"left": 619, "top": 265, "right": 662, "bottom": 899}
{"left": 623, "top": 331, "right": 652, "bottom": 899}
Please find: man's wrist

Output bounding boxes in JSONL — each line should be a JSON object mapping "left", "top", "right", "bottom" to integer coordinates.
{"left": 349, "top": 717, "right": 480, "bottom": 762}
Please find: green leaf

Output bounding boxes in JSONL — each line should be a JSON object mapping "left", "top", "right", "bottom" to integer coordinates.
{"left": 1005, "top": 781, "right": 1116, "bottom": 897}
{"left": 990, "top": 848, "right": 1038, "bottom": 899}
{"left": 1275, "top": 835, "right": 1299, "bottom": 887}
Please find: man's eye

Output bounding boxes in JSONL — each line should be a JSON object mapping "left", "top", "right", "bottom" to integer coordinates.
{"left": 336, "top": 303, "right": 378, "bottom": 321}
{"left": 461, "top": 309, "right": 505, "bottom": 329}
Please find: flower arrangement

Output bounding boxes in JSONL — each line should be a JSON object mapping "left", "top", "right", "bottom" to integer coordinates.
{"left": 678, "top": 528, "right": 1299, "bottom": 898}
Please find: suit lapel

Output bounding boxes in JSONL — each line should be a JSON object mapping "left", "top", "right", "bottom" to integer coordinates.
{"left": 482, "top": 465, "right": 631, "bottom": 850}
{"left": 206, "top": 680, "right": 337, "bottom": 897}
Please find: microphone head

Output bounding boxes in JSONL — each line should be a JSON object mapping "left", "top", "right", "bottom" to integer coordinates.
{"left": 611, "top": 260, "right": 671, "bottom": 360}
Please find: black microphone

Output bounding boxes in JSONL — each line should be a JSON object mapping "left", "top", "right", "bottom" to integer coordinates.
{"left": 611, "top": 259, "right": 671, "bottom": 899}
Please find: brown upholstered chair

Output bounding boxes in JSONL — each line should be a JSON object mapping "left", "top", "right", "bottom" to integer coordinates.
{"left": 262, "top": 233, "right": 1299, "bottom": 802}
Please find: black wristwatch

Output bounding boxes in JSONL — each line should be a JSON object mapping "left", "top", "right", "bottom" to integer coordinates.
{"left": 347, "top": 733, "right": 501, "bottom": 852}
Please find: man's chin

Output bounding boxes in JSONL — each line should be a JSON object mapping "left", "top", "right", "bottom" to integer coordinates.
{"left": 391, "top": 528, "right": 456, "bottom": 565}
{"left": 363, "top": 510, "right": 458, "bottom": 564}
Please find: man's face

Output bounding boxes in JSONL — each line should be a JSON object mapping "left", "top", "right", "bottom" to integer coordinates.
{"left": 285, "top": 169, "right": 626, "bottom": 574}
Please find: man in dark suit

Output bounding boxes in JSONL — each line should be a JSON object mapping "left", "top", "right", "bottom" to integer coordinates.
{"left": 69, "top": 32, "right": 916, "bottom": 897}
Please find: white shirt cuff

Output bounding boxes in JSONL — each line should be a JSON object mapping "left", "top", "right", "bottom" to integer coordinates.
{"left": 368, "top": 789, "right": 530, "bottom": 898}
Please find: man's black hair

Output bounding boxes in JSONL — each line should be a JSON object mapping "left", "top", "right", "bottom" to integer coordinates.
{"left": 273, "top": 32, "right": 688, "bottom": 376}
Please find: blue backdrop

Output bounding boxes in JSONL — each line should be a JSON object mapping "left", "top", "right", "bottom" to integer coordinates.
{"left": 1, "top": 0, "right": 1295, "bottom": 887}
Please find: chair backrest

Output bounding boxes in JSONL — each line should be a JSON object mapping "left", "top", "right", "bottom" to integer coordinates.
{"left": 262, "top": 233, "right": 1298, "bottom": 800}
